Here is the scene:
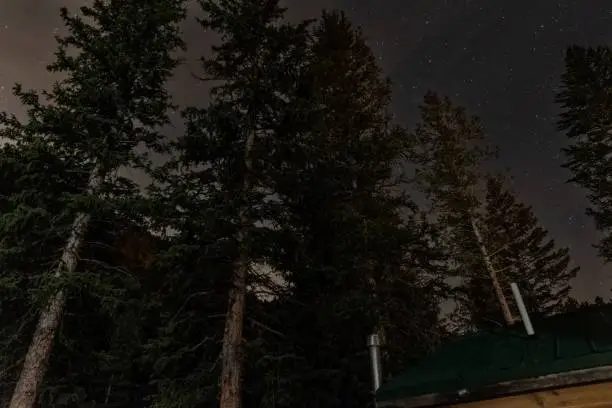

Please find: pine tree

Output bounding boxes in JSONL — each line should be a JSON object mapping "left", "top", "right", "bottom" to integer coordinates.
{"left": 458, "top": 176, "right": 578, "bottom": 327}
{"left": 33, "top": 220, "right": 160, "bottom": 406}
{"left": 145, "top": 1, "right": 310, "bottom": 407}
{"left": 0, "top": 145, "right": 162, "bottom": 406}
{"left": 556, "top": 45, "right": 612, "bottom": 262}
{"left": 404, "top": 92, "right": 516, "bottom": 327}
{"left": 252, "top": 11, "right": 444, "bottom": 408}
{"left": 0, "top": 135, "right": 98, "bottom": 407}
{"left": 407, "top": 94, "right": 580, "bottom": 330}
{"left": 0, "top": 0, "right": 185, "bottom": 406}
{"left": 0, "top": 142, "right": 71, "bottom": 405}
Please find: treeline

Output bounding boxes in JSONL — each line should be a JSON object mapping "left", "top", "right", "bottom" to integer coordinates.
{"left": 0, "top": 0, "right": 605, "bottom": 407}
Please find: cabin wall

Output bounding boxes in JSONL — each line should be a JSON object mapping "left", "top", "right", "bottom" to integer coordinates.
{"left": 450, "top": 381, "right": 612, "bottom": 408}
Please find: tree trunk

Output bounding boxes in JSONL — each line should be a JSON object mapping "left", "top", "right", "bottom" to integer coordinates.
{"left": 219, "top": 251, "right": 248, "bottom": 408}
{"left": 9, "top": 168, "right": 103, "bottom": 408}
{"left": 219, "top": 129, "right": 255, "bottom": 408}
{"left": 469, "top": 216, "right": 514, "bottom": 326}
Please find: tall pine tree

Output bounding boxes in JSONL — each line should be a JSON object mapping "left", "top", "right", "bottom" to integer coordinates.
{"left": 405, "top": 92, "right": 515, "bottom": 326}
{"left": 556, "top": 45, "right": 612, "bottom": 262}
{"left": 146, "top": 1, "right": 310, "bottom": 407}
{"left": 252, "top": 11, "right": 444, "bottom": 408}
{"left": 0, "top": 0, "right": 185, "bottom": 406}
{"left": 406, "top": 92, "right": 578, "bottom": 330}
{"left": 457, "top": 176, "right": 578, "bottom": 327}
{"left": 0, "top": 141, "right": 82, "bottom": 406}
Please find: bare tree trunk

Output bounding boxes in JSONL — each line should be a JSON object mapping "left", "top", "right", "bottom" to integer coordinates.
{"left": 219, "top": 129, "right": 255, "bottom": 408}
{"left": 219, "top": 250, "right": 248, "bottom": 408}
{"left": 9, "top": 167, "right": 103, "bottom": 408}
{"left": 469, "top": 216, "right": 514, "bottom": 326}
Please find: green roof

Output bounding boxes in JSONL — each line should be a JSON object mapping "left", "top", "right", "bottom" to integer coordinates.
{"left": 377, "top": 304, "right": 612, "bottom": 404}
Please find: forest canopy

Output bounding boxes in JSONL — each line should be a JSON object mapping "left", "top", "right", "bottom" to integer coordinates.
{"left": 0, "top": 1, "right": 600, "bottom": 408}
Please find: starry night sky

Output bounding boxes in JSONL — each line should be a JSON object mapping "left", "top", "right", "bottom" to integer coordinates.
{"left": 1, "top": 0, "right": 611, "bottom": 300}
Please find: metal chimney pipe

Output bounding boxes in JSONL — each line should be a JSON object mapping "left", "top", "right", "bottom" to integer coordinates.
{"left": 510, "top": 282, "right": 535, "bottom": 336}
{"left": 367, "top": 333, "right": 383, "bottom": 393}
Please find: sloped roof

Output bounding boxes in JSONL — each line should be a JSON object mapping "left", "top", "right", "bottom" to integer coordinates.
{"left": 377, "top": 304, "right": 612, "bottom": 406}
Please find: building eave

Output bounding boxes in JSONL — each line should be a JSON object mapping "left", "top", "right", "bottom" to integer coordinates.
{"left": 378, "top": 364, "right": 612, "bottom": 408}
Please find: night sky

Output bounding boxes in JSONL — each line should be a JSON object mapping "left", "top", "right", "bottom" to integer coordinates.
{"left": 1, "top": 0, "right": 611, "bottom": 300}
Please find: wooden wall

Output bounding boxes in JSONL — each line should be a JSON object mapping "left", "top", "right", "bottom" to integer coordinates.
{"left": 451, "top": 381, "right": 612, "bottom": 408}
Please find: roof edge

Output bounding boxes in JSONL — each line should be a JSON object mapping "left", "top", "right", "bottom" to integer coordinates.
{"left": 377, "top": 365, "right": 612, "bottom": 408}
